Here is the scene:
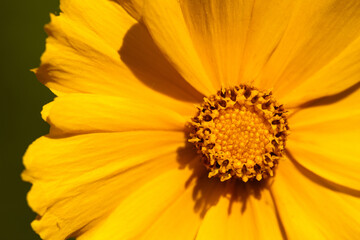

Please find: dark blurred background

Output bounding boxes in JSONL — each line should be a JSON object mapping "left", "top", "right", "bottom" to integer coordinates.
{"left": 1, "top": 1, "right": 59, "bottom": 239}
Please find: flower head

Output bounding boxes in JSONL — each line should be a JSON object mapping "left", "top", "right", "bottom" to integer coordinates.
{"left": 23, "top": 0, "right": 360, "bottom": 239}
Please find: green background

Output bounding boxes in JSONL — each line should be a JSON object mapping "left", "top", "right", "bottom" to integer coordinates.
{"left": 1, "top": 1, "right": 59, "bottom": 239}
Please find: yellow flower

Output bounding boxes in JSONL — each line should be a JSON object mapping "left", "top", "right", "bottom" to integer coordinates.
{"left": 23, "top": 0, "right": 360, "bottom": 239}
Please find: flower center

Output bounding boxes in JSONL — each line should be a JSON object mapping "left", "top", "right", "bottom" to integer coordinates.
{"left": 188, "top": 85, "right": 289, "bottom": 182}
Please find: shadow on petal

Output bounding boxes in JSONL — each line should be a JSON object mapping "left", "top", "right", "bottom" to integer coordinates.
{"left": 119, "top": 23, "right": 204, "bottom": 103}
{"left": 286, "top": 149, "right": 360, "bottom": 198}
{"left": 176, "top": 131, "right": 271, "bottom": 219}
{"left": 289, "top": 81, "right": 360, "bottom": 118}
{"left": 269, "top": 190, "right": 289, "bottom": 240}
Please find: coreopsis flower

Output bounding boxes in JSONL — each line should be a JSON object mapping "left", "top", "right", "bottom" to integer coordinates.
{"left": 23, "top": 0, "right": 360, "bottom": 239}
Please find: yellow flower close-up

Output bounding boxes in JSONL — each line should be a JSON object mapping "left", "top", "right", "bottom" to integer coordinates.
{"left": 23, "top": 0, "right": 360, "bottom": 239}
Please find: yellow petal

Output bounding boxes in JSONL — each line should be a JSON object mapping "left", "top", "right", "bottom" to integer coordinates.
{"left": 282, "top": 36, "right": 360, "bottom": 107}
{"left": 116, "top": 0, "right": 144, "bottom": 20}
{"left": 42, "top": 94, "right": 194, "bottom": 136}
{"left": 179, "top": 0, "right": 254, "bottom": 88}
{"left": 196, "top": 183, "right": 283, "bottom": 240}
{"left": 38, "top": 0, "right": 202, "bottom": 102}
{"left": 22, "top": 131, "right": 186, "bottom": 239}
{"left": 239, "top": 0, "right": 296, "bottom": 87}
{"left": 288, "top": 90, "right": 360, "bottom": 190}
{"left": 271, "top": 158, "right": 360, "bottom": 239}
{"left": 143, "top": 0, "right": 216, "bottom": 95}
{"left": 60, "top": 0, "right": 131, "bottom": 50}
{"left": 195, "top": 194, "right": 230, "bottom": 240}
{"left": 256, "top": 0, "right": 360, "bottom": 101}
{"left": 133, "top": 172, "right": 203, "bottom": 240}
{"left": 180, "top": 0, "right": 297, "bottom": 91}
{"left": 78, "top": 152, "right": 201, "bottom": 239}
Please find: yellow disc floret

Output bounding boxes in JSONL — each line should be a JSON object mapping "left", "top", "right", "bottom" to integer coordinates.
{"left": 188, "top": 85, "right": 289, "bottom": 182}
